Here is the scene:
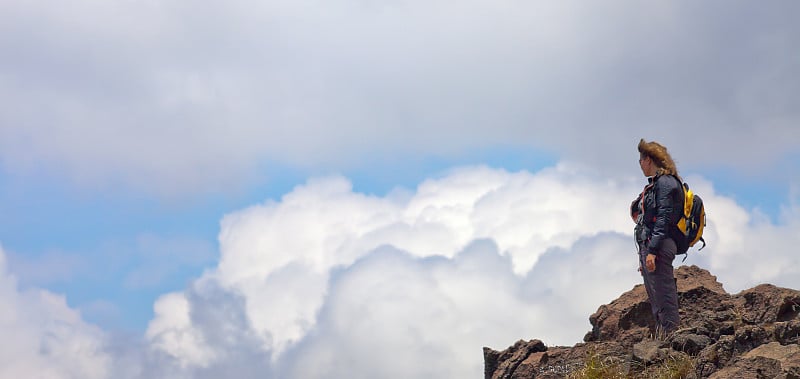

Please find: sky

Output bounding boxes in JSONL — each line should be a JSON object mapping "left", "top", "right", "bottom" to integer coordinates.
{"left": 1, "top": 1, "right": 799, "bottom": 378}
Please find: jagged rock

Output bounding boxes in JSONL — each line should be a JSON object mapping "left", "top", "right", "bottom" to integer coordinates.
{"left": 735, "top": 284, "right": 800, "bottom": 324}
{"left": 733, "top": 325, "right": 771, "bottom": 354}
{"left": 774, "top": 320, "right": 800, "bottom": 345}
{"left": 709, "top": 356, "right": 783, "bottom": 379}
{"left": 709, "top": 342, "right": 800, "bottom": 379}
{"left": 632, "top": 339, "right": 670, "bottom": 364}
{"left": 584, "top": 265, "right": 731, "bottom": 349}
{"left": 746, "top": 342, "right": 800, "bottom": 364}
{"left": 483, "top": 341, "right": 628, "bottom": 379}
{"left": 483, "top": 265, "right": 800, "bottom": 379}
{"left": 529, "top": 344, "right": 621, "bottom": 379}
{"left": 671, "top": 332, "right": 713, "bottom": 356}
{"left": 583, "top": 281, "right": 652, "bottom": 346}
{"left": 674, "top": 265, "right": 727, "bottom": 295}
{"left": 483, "top": 339, "right": 546, "bottom": 379}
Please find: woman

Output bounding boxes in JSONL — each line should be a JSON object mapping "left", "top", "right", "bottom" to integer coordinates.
{"left": 630, "top": 139, "right": 684, "bottom": 337}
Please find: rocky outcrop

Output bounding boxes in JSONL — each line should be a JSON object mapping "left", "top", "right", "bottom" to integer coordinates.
{"left": 483, "top": 265, "right": 800, "bottom": 378}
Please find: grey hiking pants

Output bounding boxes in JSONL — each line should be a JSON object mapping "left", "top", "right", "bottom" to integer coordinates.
{"left": 639, "top": 238, "right": 680, "bottom": 335}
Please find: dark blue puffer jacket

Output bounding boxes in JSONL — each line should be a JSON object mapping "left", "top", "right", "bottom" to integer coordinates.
{"left": 631, "top": 174, "right": 684, "bottom": 254}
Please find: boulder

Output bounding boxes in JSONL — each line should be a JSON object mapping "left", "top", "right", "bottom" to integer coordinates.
{"left": 632, "top": 339, "right": 670, "bottom": 364}
{"left": 670, "top": 332, "right": 713, "bottom": 356}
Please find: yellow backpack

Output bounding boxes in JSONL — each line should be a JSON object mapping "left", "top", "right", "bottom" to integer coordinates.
{"left": 676, "top": 182, "right": 706, "bottom": 256}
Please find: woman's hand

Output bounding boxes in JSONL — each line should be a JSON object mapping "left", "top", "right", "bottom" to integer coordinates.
{"left": 646, "top": 254, "right": 657, "bottom": 272}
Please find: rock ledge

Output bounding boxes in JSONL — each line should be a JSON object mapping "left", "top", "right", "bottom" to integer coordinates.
{"left": 483, "top": 265, "right": 800, "bottom": 378}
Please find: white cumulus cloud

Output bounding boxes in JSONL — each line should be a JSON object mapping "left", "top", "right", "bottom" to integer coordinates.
{"left": 3, "top": 164, "right": 800, "bottom": 378}
{"left": 141, "top": 164, "right": 800, "bottom": 378}
{"left": 0, "top": 245, "right": 111, "bottom": 379}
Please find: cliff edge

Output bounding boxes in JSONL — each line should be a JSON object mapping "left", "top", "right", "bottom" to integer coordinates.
{"left": 483, "top": 265, "right": 800, "bottom": 378}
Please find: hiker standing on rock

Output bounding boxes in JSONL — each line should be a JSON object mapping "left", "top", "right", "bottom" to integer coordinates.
{"left": 630, "top": 139, "right": 683, "bottom": 338}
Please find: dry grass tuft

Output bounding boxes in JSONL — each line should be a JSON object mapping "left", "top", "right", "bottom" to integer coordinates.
{"left": 567, "top": 349, "right": 628, "bottom": 379}
{"left": 568, "top": 350, "right": 696, "bottom": 379}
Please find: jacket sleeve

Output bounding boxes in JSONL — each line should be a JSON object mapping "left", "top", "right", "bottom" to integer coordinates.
{"left": 630, "top": 193, "right": 642, "bottom": 222}
{"left": 646, "top": 176, "right": 677, "bottom": 253}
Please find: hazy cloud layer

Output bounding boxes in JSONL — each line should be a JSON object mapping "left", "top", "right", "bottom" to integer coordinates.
{"left": 2, "top": 1, "right": 798, "bottom": 194}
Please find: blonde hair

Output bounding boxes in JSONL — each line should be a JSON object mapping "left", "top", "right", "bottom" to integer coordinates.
{"left": 638, "top": 139, "right": 680, "bottom": 180}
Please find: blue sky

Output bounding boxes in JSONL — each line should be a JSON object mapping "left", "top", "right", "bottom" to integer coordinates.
{"left": 1, "top": 1, "right": 799, "bottom": 378}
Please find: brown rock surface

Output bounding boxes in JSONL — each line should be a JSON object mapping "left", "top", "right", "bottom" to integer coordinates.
{"left": 483, "top": 265, "right": 800, "bottom": 378}
{"left": 709, "top": 342, "right": 800, "bottom": 379}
